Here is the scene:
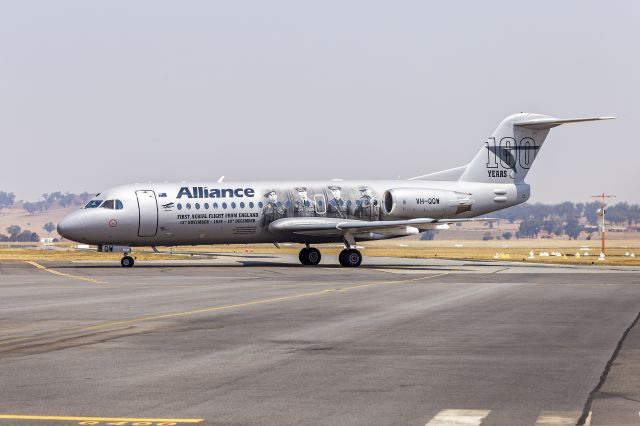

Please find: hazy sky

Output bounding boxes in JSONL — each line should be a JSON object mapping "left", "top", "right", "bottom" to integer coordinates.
{"left": 1, "top": 1, "right": 638, "bottom": 203}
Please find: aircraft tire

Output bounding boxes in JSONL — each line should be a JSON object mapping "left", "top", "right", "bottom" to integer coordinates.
{"left": 121, "top": 256, "right": 135, "bottom": 268}
{"left": 306, "top": 248, "right": 321, "bottom": 265}
{"left": 339, "top": 249, "right": 362, "bottom": 267}
{"left": 338, "top": 250, "right": 348, "bottom": 266}
{"left": 299, "top": 248, "right": 321, "bottom": 265}
{"left": 298, "top": 248, "right": 310, "bottom": 265}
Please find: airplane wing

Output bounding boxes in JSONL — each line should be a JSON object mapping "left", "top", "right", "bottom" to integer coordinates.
{"left": 268, "top": 217, "right": 493, "bottom": 238}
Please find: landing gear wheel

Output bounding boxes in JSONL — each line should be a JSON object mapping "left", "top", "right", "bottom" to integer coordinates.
{"left": 306, "top": 248, "right": 321, "bottom": 265}
{"left": 299, "top": 248, "right": 321, "bottom": 265}
{"left": 121, "top": 255, "right": 135, "bottom": 268}
{"left": 299, "top": 248, "right": 310, "bottom": 265}
{"left": 339, "top": 249, "right": 362, "bottom": 267}
{"left": 338, "top": 250, "right": 347, "bottom": 266}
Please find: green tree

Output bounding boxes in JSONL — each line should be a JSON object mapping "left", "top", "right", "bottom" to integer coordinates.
{"left": 48, "top": 191, "right": 62, "bottom": 204}
{"left": 0, "top": 191, "right": 16, "bottom": 213}
{"left": 15, "top": 230, "right": 39, "bottom": 242}
{"left": 564, "top": 217, "right": 584, "bottom": 240}
{"left": 6, "top": 225, "right": 21, "bottom": 239}
{"left": 58, "top": 192, "right": 76, "bottom": 207}
{"left": 43, "top": 222, "right": 56, "bottom": 235}
{"left": 542, "top": 219, "right": 562, "bottom": 236}
{"left": 516, "top": 219, "right": 541, "bottom": 238}
{"left": 41, "top": 193, "right": 50, "bottom": 210}
{"left": 23, "top": 202, "right": 38, "bottom": 215}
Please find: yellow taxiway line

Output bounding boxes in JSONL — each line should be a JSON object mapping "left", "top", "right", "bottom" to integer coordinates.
{"left": 24, "top": 261, "right": 107, "bottom": 285}
{"left": 0, "top": 414, "right": 203, "bottom": 423}
{"left": 81, "top": 272, "right": 450, "bottom": 331}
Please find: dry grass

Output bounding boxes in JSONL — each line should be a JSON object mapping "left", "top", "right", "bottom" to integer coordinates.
{"left": 2, "top": 238, "right": 639, "bottom": 266}
{"left": 0, "top": 247, "right": 178, "bottom": 262}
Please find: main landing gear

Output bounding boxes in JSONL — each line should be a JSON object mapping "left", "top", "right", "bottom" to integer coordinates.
{"left": 338, "top": 248, "right": 362, "bottom": 267}
{"left": 299, "top": 246, "right": 322, "bottom": 265}
{"left": 297, "top": 237, "right": 363, "bottom": 267}
{"left": 120, "top": 255, "right": 135, "bottom": 268}
{"left": 339, "top": 234, "right": 362, "bottom": 267}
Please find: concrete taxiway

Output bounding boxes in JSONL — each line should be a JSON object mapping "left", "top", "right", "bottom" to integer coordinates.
{"left": 0, "top": 256, "right": 639, "bottom": 426}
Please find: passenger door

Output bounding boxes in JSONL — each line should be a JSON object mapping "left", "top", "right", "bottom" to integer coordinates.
{"left": 136, "top": 190, "right": 158, "bottom": 237}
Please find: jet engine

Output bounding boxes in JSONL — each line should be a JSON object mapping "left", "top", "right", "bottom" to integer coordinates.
{"left": 383, "top": 188, "right": 473, "bottom": 219}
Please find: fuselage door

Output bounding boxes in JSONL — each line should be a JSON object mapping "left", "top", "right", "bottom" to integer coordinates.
{"left": 314, "top": 194, "right": 326, "bottom": 215}
{"left": 136, "top": 190, "right": 158, "bottom": 237}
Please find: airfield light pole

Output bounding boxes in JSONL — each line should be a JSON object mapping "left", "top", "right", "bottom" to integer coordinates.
{"left": 591, "top": 193, "right": 616, "bottom": 256}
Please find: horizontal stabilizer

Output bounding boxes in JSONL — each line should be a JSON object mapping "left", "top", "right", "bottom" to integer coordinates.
{"left": 514, "top": 116, "right": 615, "bottom": 130}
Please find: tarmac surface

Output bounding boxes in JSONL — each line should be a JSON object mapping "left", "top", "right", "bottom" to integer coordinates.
{"left": 1, "top": 255, "right": 640, "bottom": 426}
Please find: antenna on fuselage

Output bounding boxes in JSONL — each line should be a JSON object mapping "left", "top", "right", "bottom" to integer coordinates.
{"left": 217, "top": 176, "right": 225, "bottom": 183}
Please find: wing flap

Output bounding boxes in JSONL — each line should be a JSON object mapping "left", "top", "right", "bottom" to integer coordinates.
{"left": 268, "top": 217, "right": 494, "bottom": 237}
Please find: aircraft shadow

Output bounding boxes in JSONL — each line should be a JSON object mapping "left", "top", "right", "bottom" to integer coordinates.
{"left": 49, "top": 261, "right": 463, "bottom": 271}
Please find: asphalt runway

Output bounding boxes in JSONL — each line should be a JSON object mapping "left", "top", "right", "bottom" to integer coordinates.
{"left": 1, "top": 255, "right": 640, "bottom": 426}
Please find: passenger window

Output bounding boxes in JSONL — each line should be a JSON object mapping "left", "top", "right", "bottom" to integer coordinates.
{"left": 231, "top": 202, "right": 236, "bottom": 209}
{"left": 85, "top": 200, "right": 103, "bottom": 209}
{"left": 101, "top": 200, "right": 115, "bottom": 209}
{"left": 249, "top": 202, "right": 254, "bottom": 208}
{"left": 204, "top": 203, "right": 209, "bottom": 209}
{"left": 115, "top": 200, "right": 124, "bottom": 210}
{"left": 177, "top": 203, "right": 183, "bottom": 210}
{"left": 213, "top": 202, "right": 218, "bottom": 209}
{"left": 240, "top": 202, "right": 245, "bottom": 208}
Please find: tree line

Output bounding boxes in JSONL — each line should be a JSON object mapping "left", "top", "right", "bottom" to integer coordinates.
{"left": 490, "top": 201, "right": 640, "bottom": 225}
{"left": 0, "top": 191, "right": 93, "bottom": 215}
{"left": 488, "top": 201, "right": 640, "bottom": 239}
{"left": 0, "top": 223, "right": 57, "bottom": 242}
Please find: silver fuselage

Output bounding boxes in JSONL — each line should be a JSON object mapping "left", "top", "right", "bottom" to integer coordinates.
{"left": 57, "top": 180, "right": 530, "bottom": 246}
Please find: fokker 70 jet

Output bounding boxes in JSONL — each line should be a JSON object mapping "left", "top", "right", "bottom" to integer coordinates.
{"left": 58, "top": 113, "right": 612, "bottom": 267}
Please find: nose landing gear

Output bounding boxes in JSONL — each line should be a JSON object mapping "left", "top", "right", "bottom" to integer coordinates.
{"left": 120, "top": 255, "right": 135, "bottom": 268}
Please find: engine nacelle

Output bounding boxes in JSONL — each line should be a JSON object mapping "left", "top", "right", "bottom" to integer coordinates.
{"left": 383, "top": 188, "right": 473, "bottom": 219}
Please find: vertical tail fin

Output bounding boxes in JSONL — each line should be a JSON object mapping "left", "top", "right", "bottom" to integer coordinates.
{"left": 458, "top": 113, "right": 614, "bottom": 183}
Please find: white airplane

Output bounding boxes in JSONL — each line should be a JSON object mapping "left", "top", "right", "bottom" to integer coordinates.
{"left": 58, "top": 113, "right": 613, "bottom": 267}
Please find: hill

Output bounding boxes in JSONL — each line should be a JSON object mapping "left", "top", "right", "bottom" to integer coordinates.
{"left": 0, "top": 204, "right": 77, "bottom": 240}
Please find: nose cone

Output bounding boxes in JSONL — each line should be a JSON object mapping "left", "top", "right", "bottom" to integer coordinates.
{"left": 57, "top": 211, "right": 86, "bottom": 242}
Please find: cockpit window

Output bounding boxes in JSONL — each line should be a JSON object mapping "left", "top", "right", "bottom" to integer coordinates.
{"left": 101, "top": 200, "right": 115, "bottom": 209}
{"left": 85, "top": 200, "right": 103, "bottom": 208}
{"left": 115, "top": 200, "right": 123, "bottom": 210}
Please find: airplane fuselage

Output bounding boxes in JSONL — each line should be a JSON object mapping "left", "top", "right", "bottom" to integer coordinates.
{"left": 58, "top": 179, "right": 529, "bottom": 246}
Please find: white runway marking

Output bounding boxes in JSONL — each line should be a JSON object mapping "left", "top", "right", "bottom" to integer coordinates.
{"left": 534, "top": 411, "right": 589, "bottom": 425}
{"left": 425, "top": 409, "right": 491, "bottom": 425}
